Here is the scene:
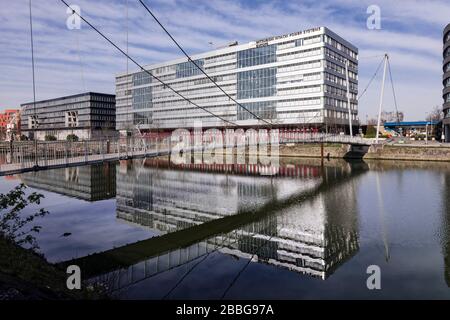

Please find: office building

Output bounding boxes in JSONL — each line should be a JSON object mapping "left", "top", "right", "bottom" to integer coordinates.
{"left": 443, "top": 23, "right": 450, "bottom": 141}
{"left": 20, "top": 92, "right": 116, "bottom": 140}
{"left": 115, "top": 27, "right": 358, "bottom": 134}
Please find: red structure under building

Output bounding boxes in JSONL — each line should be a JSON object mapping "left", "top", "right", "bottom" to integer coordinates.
{"left": 0, "top": 109, "right": 20, "bottom": 140}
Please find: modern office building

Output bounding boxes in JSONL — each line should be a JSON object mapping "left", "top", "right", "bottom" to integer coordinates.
{"left": 443, "top": 23, "right": 450, "bottom": 142}
{"left": 115, "top": 27, "right": 358, "bottom": 134}
{"left": 20, "top": 92, "right": 116, "bottom": 141}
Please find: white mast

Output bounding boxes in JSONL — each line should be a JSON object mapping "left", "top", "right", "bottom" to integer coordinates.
{"left": 376, "top": 54, "right": 388, "bottom": 143}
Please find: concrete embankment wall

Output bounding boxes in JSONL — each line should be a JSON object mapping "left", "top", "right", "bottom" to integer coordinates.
{"left": 363, "top": 144, "right": 450, "bottom": 161}
{"left": 278, "top": 143, "right": 450, "bottom": 161}
{"left": 279, "top": 143, "right": 351, "bottom": 158}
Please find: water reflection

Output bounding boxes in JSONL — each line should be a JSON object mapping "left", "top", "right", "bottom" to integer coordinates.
{"left": 80, "top": 158, "right": 365, "bottom": 294}
{"left": 443, "top": 172, "right": 450, "bottom": 287}
{"left": 4, "top": 157, "right": 450, "bottom": 298}
{"left": 20, "top": 163, "right": 116, "bottom": 201}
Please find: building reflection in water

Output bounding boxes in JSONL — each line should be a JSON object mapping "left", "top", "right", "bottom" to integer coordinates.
{"left": 105, "top": 158, "right": 361, "bottom": 292}
{"left": 443, "top": 173, "right": 450, "bottom": 287}
{"left": 19, "top": 163, "right": 116, "bottom": 201}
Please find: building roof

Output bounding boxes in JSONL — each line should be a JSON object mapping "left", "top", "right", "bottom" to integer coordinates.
{"left": 117, "top": 26, "right": 358, "bottom": 77}
{"left": 21, "top": 92, "right": 115, "bottom": 107}
{"left": 0, "top": 109, "right": 19, "bottom": 114}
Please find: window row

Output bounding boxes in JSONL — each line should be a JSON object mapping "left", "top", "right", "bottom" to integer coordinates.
{"left": 205, "top": 63, "right": 236, "bottom": 73}
{"left": 325, "top": 60, "right": 357, "bottom": 80}
{"left": 445, "top": 93, "right": 450, "bottom": 102}
{"left": 445, "top": 77, "right": 450, "bottom": 88}
{"left": 237, "top": 101, "right": 277, "bottom": 120}
{"left": 324, "top": 85, "right": 357, "bottom": 100}
{"left": 325, "top": 72, "right": 357, "bottom": 90}
{"left": 278, "top": 84, "right": 322, "bottom": 96}
{"left": 152, "top": 84, "right": 235, "bottom": 100}
{"left": 205, "top": 53, "right": 236, "bottom": 64}
{"left": 277, "top": 60, "right": 322, "bottom": 73}
{"left": 277, "top": 47, "right": 322, "bottom": 62}
{"left": 277, "top": 97, "right": 321, "bottom": 107}
{"left": 325, "top": 48, "right": 357, "bottom": 69}
{"left": 445, "top": 63, "right": 450, "bottom": 72}
{"left": 324, "top": 97, "right": 357, "bottom": 110}
{"left": 176, "top": 59, "right": 205, "bottom": 78}
{"left": 323, "top": 35, "right": 358, "bottom": 59}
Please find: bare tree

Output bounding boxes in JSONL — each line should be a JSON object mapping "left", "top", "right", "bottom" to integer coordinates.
{"left": 426, "top": 106, "right": 443, "bottom": 122}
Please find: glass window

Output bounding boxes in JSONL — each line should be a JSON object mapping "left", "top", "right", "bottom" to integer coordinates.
{"left": 133, "top": 111, "right": 152, "bottom": 125}
{"left": 237, "top": 67, "right": 277, "bottom": 99}
{"left": 133, "top": 71, "right": 152, "bottom": 86}
{"left": 132, "top": 86, "right": 152, "bottom": 110}
{"left": 237, "top": 101, "right": 277, "bottom": 120}
{"left": 237, "top": 45, "right": 276, "bottom": 68}
{"left": 176, "top": 59, "right": 204, "bottom": 78}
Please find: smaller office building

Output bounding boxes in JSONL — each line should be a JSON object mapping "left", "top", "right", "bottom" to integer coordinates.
{"left": 21, "top": 92, "right": 116, "bottom": 141}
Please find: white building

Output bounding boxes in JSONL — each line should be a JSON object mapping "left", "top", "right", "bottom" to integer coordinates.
{"left": 115, "top": 27, "right": 358, "bottom": 134}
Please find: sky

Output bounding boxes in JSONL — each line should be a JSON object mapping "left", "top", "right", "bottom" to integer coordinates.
{"left": 0, "top": 0, "right": 449, "bottom": 121}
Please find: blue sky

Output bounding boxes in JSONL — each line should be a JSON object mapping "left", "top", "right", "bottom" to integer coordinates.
{"left": 0, "top": 0, "right": 449, "bottom": 120}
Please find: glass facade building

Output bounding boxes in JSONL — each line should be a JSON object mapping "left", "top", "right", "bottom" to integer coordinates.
{"left": 115, "top": 27, "right": 358, "bottom": 132}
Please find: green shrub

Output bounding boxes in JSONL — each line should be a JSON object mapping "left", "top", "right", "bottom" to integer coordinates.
{"left": 365, "top": 126, "right": 376, "bottom": 138}
{"left": 44, "top": 135, "right": 57, "bottom": 141}
{"left": 66, "top": 134, "right": 79, "bottom": 142}
{"left": 0, "top": 184, "right": 48, "bottom": 250}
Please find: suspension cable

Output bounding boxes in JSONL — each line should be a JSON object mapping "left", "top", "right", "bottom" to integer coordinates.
{"left": 137, "top": 0, "right": 273, "bottom": 126}
{"left": 59, "top": 0, "right": 238, "bottom": 127}
{"left": 358, "top": 56, "right": 384, "bottom": 101}
{"left": 387, "top": 57, "right": 401, "bottom": 125}
{"left": 29, "top": 0, "right": 37, "bottom": 136}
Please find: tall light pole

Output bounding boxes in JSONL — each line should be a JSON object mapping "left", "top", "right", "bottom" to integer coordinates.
{"left": 345, "top": 59, "right": 353, "bottom": 136}
{"left": 376, "top": 54, "right": 388, "bottom": 144}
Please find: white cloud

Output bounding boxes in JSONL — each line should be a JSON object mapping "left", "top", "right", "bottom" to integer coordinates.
{"left": 0, "top": 0, "right": 447, "bottom": 120}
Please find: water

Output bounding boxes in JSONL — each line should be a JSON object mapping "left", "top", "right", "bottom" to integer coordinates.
{"left": 1, "top": 157, "right": 450, "bottom": 299}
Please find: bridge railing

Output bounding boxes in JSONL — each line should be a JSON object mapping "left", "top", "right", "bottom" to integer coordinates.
{"left": 0, "top": 133, "right": 370, "bottom": 175}
{"left": 0, "top": 137, "right": 172, "bottom": 174}
{"left": 279, "top": 132, "right": 371, "bottom": 145}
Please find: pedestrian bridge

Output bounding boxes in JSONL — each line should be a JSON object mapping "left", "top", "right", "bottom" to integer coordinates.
{"left": 0, "top": 133, "right": 373, "bottom": 176}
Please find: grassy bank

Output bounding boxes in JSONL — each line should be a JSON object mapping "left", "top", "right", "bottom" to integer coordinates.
{"left": 0, "top": 237, "right": 103, "bottom": 300}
